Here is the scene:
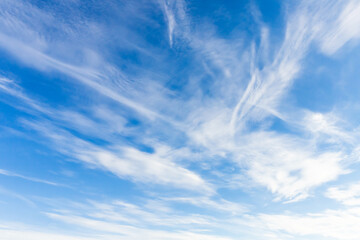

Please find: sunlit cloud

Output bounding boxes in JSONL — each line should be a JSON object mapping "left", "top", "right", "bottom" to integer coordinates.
{"left": 1, "top": 0, "right": 360, "bottom": 239}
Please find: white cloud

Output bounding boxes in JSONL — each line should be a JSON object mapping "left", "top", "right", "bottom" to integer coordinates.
{"left": 0, "top": 76, "right": 129, "bottom": 139}
{"left": 240, "top": 131, "right": 347, "bottom": 201}
{"left": 42, "top": 198, "right": 233, "bottom": 240}
{"left": 21, "top": 119, "right": 213, "bottom": 194}
{"left": 300, "top": 111, "right": 359, "bottom": 147}
{"left": 326, "top": 181, "right": 360, "bottom": 206}
{"left": 1, "top": 75, "right": 213, "bottom": 194}
{"left": 0, "top": 228, "right": 95, "bottom": 240}
{"left": 161, "top": 0, "right": 176, "bottom": 46}
{"left": 0, "top": 1, "right": 166, "bottom": 121}
{"left": 2, "top": 1, "right": 360, "bottom": 239}
{"left": 248, "top": 207, "right": 360, "bottom": 240}
{"left": 317, "top": 0, "right": 360, "bottom": 55}
{"left": 0, "top": 185, "right": 35, "bottom": 207}
{"left": 161, "top": 196, "right": 247, "bottom": 215}
{"left": 0, "top": 169, "right": 61, "bottom": 186}
{"left": 1, "top": 0, "right": 360, "bottom": 206}
{"left": 172, "top": 0, "right": 360, "bottom": 202}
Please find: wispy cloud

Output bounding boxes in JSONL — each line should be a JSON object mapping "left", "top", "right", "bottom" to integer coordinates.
{"left": 41, "top": 197, "right": 233, "bottom": 240}
{"left": 0, "top": 185, "right": 35, "bottom": 207}
{"left": 0, "top": 0, "right": 169, "bottom": 121}
{"left": 22, "top": 118, "right": 213, "bottom": 194}
{"left": 0, "top": 169, "right": 61, "bottom": 186}
{"left": 1, "top": 0, "right": 360, "bottom": 239}
{"left": 0, "top": 225, "right": 98, "bottom": 240}
{"left": 1, "top": 0, "right": 359, "bottom": 203}
{"left": 0, "top": 75, "right": 213, "bottom": 194}
{"left": 245, "top": 207, "right": 360, "bottom": 239}
{"left": 326, "top": 181, "right": 360, "bottom": 206}
{"left": 316, "top": 0, "right": 360, "bottom": 55}
{"left": 161, "top": 0, "right": 176, "bottom": 46}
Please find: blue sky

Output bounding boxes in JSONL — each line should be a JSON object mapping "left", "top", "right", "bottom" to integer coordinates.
{"left": 1, "top": 0, "right": 360, "bottom": 239}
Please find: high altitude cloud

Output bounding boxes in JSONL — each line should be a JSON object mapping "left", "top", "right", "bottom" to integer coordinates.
{"left": 1, "top": 0, "right": 360, "bottom": 239}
